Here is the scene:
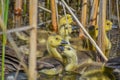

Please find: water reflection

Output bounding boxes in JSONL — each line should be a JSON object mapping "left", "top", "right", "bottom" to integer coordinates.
{"left": 38, "top": 72, "right": 80, "bottom": 80}
{"left": 3, "top": 71, "right": 119, "bottom": 80}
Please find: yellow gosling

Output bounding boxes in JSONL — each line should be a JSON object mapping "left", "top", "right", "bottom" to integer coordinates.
{"left": 60, "top": 45, "right": 95, "bottom": 72}
{"left": 60, "top": 45, "right": 100, "bottom": 71}
{"left": 59, "top": 24, "right": 72, "bottom": 44}
{"left": 95, "top": 20, "right": 112, "bottom": 38}
{"left": 47, "top": 34, "right": 68, "bottom": 63}
{"left": 88, "top": 20, "right": 112, "bottom": 57}
{"left": 58, "top": 14, "right": 73, "bottom": 45}
{"left": 104, "top": 20, "right": 112, "bottom": 57}
{"left": 58, "top": 45, "right": 115, "bottom": 80}
{"left": 61, "top": 45, "right": 78, "bottom": 71}
{"left": 59, "top": 14, "right": 73, "bottom": 27}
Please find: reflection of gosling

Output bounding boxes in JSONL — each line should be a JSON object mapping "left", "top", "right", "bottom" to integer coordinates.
{"left": 38, "top": 56, "right": 63, "bottom": 76}
{"left": 80, "top": 67, "right": 115, "bottom": 80}
{"left": 47, "top": 34, "right": 68, "bottom": 63}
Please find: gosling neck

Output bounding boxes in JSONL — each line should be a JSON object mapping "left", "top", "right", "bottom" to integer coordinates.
{"left": 63, "top": 50, "right": 78, "bottom": 65}
{"left": 47, "top": 42, "right": 63, "bottom": 63}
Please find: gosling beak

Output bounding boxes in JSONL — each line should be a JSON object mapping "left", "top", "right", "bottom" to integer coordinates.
{"left": 72, "top": 26, "right": 79, "bottom": 32}
{"left": 57, "top": 45, "right": 64, "bottom": 53}
{"left": 88, "top": 25, "right": 95, "bottom": 31}
{"left": 72, "top": 25, "right": 79, "bottom": 29}
{"left": 61, "top": 40, "right": 68, "bottom": 44}
{"left": 58, "top": 46, "right": 64, "bottom": 51}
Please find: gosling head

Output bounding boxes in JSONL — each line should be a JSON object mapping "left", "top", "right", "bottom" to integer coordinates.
{"left": 88, "top": 25, "right": 96, "bottom": 34}
{"left": 59, "top": 14, "right": 73, "bottom": 26}
{"left": 105, "top": 20, "right": 112, "bottom": 31}
{"left": 63, "top": 46, "right": 76, "bottom": 55}
{"left": 47, "top": 34, "right": 68, "bottom": 47}
{"left": 88, "top": 25, "right": 98, "bottom": 38}
{"left": 88, "top": 20, "right": 113, "bottom": 37}
{"left": 58, "top": 45, "right": 76, "bottom": 57}
{"left": 59, "top": 24, "right": 72, "bottom": 36}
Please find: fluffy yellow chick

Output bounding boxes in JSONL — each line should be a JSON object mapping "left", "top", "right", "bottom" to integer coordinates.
{"left": 88, "top": 20, "right": 112, "bottom": 57}
{"left": 95, "top": 20, "right": 112, "bottom": 37}
{"left": 59, "top": 24, "right": 72, "bottom": 44}
{"left": 61, "top": 45, "right": 78, "bottom": 71}
{"left": 58, "top": 14, "right": 73, "bottom": 44}
{"left": 59, "top": 45, "right": 115, "bottom": 80}
{"left": 97, "top": 20, "right": 112, "bottom": 57}
{"left": 59, "top": 45, "right": 94, "bottom": 72}
{"left": 59, "top": 14, "right": 73, "bottom": 27}
{"left": 47, "top": 34, "right": 68, "bottom": 63}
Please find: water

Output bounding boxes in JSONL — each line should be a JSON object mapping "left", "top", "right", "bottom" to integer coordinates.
{"left": 1, "top": 72, "right": 81, "bottom": 80}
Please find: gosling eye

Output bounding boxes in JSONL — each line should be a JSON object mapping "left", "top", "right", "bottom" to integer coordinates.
{"left": 107, "top": 23, "right": 109, "bottom": 25}
{"left": 67, "top": 48, "right": 71, "bottom": 50}
{"left": 56, "top": 37, "right": 59, "bottom": 40}
{"left": 65, "top": 27, "right": 68, "bottom": 29}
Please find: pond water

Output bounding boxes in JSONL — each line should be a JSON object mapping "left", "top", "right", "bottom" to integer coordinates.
{"left": 3, "top": 72, "right": 81, "bottom": 80}
{"left": 38, "top": 73, "right": 81, "bottom": 80}
{"left": 2, "top": 71, "right": 120, "bottom": 80}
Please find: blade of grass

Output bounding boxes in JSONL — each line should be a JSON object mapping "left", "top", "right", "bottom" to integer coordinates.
{"left": 1, "top": 0, "right": 9, "bottom": 80}
{"left": 0, "top": 0, "right": 1, "bottom": 16}
{"left": 0, "top": 17, "right": 7, "bottom": 80}
{"left": 3, "top": 0, "right": 9, "bottom": 25}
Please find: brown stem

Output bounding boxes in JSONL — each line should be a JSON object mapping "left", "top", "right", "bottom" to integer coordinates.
{"left": 51, "top": 0, "right": 58, "bottom": 33}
